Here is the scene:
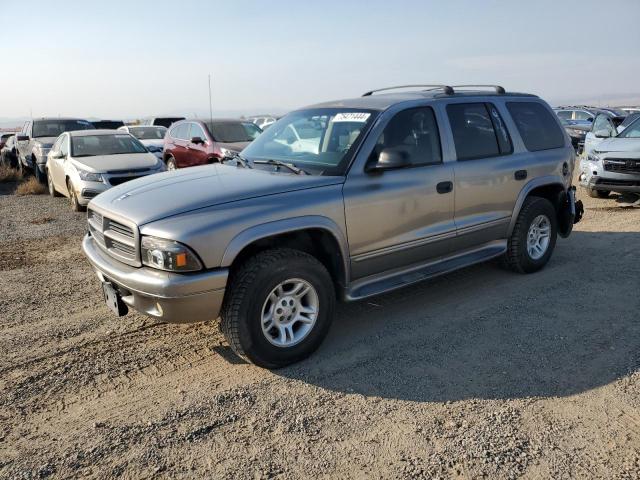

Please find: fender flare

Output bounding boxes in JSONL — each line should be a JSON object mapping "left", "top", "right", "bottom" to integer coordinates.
{"left": 221, "top": 215, "right": 350, "bottom": 282}
{"left": 508, "top": 175, "right": 566, "bottom": 236}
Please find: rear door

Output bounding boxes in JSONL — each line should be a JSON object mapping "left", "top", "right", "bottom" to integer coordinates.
{"left": 17, "top": 121, "right": 32, "bottom": 163}
{"left": 167, "top": 123, "right": 190, "bottom": 167}
{"left": 446, "top": 102, "right": 516, "bottom": 248}
{"left": 343, "top": 106, "right": 456, "bottom": 279}
{"left": 185, "top": 123, "right": 209, "bottom": 166}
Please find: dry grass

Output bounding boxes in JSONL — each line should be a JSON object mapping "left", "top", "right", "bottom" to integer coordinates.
{"left": 0, "top": 164, "right": 23, "bottom": 183}
{"left": 30, "top": 216, "right": 55, "bottom": 225}
{"left": 15, "top": 177, "right": 47, "bottom": 196}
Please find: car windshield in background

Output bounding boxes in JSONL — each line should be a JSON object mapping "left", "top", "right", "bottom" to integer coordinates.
{"left": 207, "top": 122, "right": 254, "bottom": 143}
{"left": 242, "top": 122, "right": 262, "bottom": 140}
{"left": 241, "top": 108, "right": 377, "bottom": 175}
{"left": 91, "top": 121, "right": 124, "bottom": 129}
{"left": 71, "top": 134, "right": 147, "bottom": 157}
{"left": 129, "top": 126, "right": 167, "bottom": 140}
{"left": 617, "top": 118, "right": 640, "bottom": 138}
{"left": 33, "top": 120, "right": 94, "bottom": 138}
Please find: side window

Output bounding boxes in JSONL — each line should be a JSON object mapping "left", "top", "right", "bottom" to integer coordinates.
{"left": 556, "top": 110, "right": 572, "bottom": 121}
{"left": 373, "top": 107, "right": 442, "bottom": 167}
{"left": 592, "top": 114, "right": 615, "bottom": 135}
{"left": 506, "top": 102, "right": 565, "bottom": 151}
{"left": 574, "top": 110, "right": 593, "bottom": 121}
{"left": 446, "top": 103, "right": 501, "bottom": 161}
{"left": 60, "top": 135, "right": 69, "bottom": 156}
{"left": 171, "top": 123, "right": 189, "bottom": 140}
{"left": 188, "top": 123, "right": 206, "bottom": 141}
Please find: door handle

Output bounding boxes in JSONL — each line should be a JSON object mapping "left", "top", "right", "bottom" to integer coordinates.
{"left": 436, "top": 181, "right": 453, "bottom": 194}
{"left": 514, "top": 170, "right": 527, "bottom": 181}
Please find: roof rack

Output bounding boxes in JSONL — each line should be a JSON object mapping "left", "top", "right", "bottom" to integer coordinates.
{"left": 451, "top": 85, "right": 505, "bottom": 94}
{"left": 362, "top": 85, "right": 454, "bottom": 96}
{"left": 361, "top": 84, "right": 506, "bottom": 97}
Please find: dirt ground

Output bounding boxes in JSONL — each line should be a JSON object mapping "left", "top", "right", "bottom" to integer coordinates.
{"left": 1, "top": 179, "right": 639, "bottom": 479}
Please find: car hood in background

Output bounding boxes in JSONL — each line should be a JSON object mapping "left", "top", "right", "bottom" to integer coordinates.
{"left": 596, "top": 137, "right": 640, "bottom": 153}
{"left": 139, "top": 139, "right": 164, "bottom": 148}
{"left": 33, "top": 137, "right": 57, "bottom": 148}
{"left": 218, "top": 141, "right": 251, "bottom": 152}
{"left": 90, "top": 164, "right": 343, "bottom": 225}
{"left": 73, "top": 153, "right": 159, "bottom": 172}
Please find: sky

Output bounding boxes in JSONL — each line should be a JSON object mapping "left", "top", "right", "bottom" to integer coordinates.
{"left": 2, "top": 0, "right": 640, "bottom": 121}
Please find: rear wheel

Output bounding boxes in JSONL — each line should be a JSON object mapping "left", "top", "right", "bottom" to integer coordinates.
{"left": 220, "top": 248, "right": 335, "bottom": 369}
{"left": 47, "top": 169, "right": 61, "bottom": 197}
{"left": 166, "top": 156, "right": 177, "bottom": 171}
{"left": 502, "top": 196, "right": 557, "bottom": 274}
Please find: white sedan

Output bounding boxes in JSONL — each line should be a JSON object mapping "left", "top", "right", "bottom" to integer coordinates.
{"left": 46, "top": 129, "right": 165, "bottom": 211}
{"left": 117, "top": 125, "right": 167, "bottom": 160}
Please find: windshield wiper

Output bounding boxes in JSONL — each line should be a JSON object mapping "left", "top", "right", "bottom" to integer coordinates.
{"left": 222, "top": 152, "right": 253, "bottom": 168}
{"left": 254, "top": 159, "right": 307, "bottom": 175}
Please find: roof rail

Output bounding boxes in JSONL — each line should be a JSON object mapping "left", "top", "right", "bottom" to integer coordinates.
{"left": 362, "top": 84, "right": 454, "bottom": 96}
{"left": 451, "top": 84, "right": 506, "bottom": 94}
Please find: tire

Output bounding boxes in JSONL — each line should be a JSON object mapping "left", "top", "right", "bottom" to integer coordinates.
{"left": 67, "top": 179, "right": 84, "bottom": 212}
{"left": 220, "top": 248, "right": 335, "bottom": 369}
{"left": 47, "top": 169, "right": 61, "bottom": 197}
{"left": 166, "top": 156, "right": 177, "bottom": 171}
{"left": 34, "top": 162, "right": 45, "bottom": 184}
{"left": 502, "top": 196, "right": 558, "bottom": 274}
{"left": 585, "top": 187, "right": 610, "bottom": 199}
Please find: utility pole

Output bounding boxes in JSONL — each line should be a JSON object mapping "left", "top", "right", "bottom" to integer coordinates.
{"left": 208, "top": 74, "right": 213, "bottom": 124}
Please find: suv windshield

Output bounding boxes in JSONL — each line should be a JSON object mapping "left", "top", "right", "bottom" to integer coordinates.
{"left": 207, "top": 121, "right": 254, "bottom": 143}
{"left": 241, "top": 108, "right": 377, "bottom": 175}
{"left": 71, "top": 134, "right": 148, "bottom": 157}
{"left": 128, "top": 126, "right": 167, "bottom": 140}
{"left": 33, "top": 119, "right": 94, "bottom": 138}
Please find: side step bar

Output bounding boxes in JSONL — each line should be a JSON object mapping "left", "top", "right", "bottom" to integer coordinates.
{"left": 345, "top": 241, "right": 507, "bottom": 301}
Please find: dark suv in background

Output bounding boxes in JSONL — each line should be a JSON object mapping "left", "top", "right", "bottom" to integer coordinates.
{"left": 16, "top": 117, "right": 94, "bottom": 181}
{"left": 163, "top": 119, "right": 261, "bottom": 170}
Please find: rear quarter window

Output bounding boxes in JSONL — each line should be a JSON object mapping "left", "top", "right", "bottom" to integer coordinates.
{"left": 506, "top": 102, "right": 565, "bottom": 151}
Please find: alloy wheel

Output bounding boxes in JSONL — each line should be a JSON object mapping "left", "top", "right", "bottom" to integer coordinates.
{"left": 527, "top": 214, "right": 551, "bottom": 260}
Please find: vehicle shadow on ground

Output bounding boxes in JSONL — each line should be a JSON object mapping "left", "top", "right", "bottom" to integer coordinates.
{"left": 274, "top": 231, "right": 640, "bottom": 402}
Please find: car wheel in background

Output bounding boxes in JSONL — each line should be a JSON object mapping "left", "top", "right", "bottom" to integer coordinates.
{"left": 67, "top": 179, "right": 84, "bottom": 212}
{"left": 585, "top": 187, "right": 610, "bottom": 199}
{"left": 47, "top": 169, "right": 61, "bottom": 197}
{"left": 502, "top": 196, "right": 558, "bottom": 274}
{"left": 220, "top": 248, "right": 335, "bottom": 369}
{"left": 34, "top": 165, "right": 45, "bottom": 184}
{"left": 166, "top": 156, "right": 177, "bottom": 171}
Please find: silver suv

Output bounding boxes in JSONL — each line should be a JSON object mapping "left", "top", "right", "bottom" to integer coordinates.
{"left": 83, "top": 85, "right": 582, "bottom": 368}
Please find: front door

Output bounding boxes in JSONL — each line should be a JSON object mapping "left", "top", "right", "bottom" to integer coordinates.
{"left": 185, "top": 123, "right": 209, "bottom": 166}
{"left": 344, "top": 106, "right": 456, "bottom": 280}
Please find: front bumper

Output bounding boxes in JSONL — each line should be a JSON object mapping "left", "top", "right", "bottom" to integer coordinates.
{"left": 579, "top": 158, "right": 640, "bottom": 193}
{"left": 82, "top": 234, "right": 227, "bottom": 323}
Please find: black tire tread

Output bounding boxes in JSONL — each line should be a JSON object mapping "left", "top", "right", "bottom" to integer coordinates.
{"left": 220, "top": 248, "right": 330, "bottom": 366}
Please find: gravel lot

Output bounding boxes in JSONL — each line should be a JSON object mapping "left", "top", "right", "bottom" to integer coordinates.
{"left": 1, "top": 179, "right": 639, "bottom": 479}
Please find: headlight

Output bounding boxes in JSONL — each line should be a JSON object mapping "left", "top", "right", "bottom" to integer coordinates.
{"left": 220, "top": 147, "right": 237, "bottom": 158}
{"left": 77, "top": 169, "right": 103, "bottom": 182}
{"left": 567, "top": 129, "right": 583, "bottom": 137}
{"left": 141, "top": 236, "right": 203, "bottom": 272}
{"left": 35, "top": 146, "right": 51, "bottom": 158}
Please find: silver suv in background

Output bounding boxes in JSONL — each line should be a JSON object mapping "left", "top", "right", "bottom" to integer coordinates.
{"left": 16, "top": 117, "right": 94, "bottom": 182}
{"left": 83, "top": 85, "right": 582, "bottom": 368}
{"left": 579, "top": 116, "right": 640, "bottom": 198}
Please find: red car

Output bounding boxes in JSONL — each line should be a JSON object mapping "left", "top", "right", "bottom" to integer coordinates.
{"left": 163, "top": 119, "right": 262, "bottom": 170}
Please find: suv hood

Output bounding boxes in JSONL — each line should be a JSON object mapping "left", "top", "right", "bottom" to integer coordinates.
{"left": 33, "top": 137, "right": 57, "bottom": 148}
{"left": 218, "top": 141, "right": 250, "bottom": 152}
{"left": 596, "top": 137, "right": 640, "bottom": 153}
{"left": 139, "top": 139, "right": 164, "bottom": 148}
{"left": 90, "top": 164, "right": 343, "bottom": 225}
{"left": 73, "top": 153, "right": 159, "bottom": 172}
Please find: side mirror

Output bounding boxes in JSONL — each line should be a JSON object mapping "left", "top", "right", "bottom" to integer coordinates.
{"left": 16, "top": 135, "right": 29, "bottom": 142}
{"left": 190, "top": 136, "right": 204, "bottom": 145}
{"left": 367, "top": 147, "right": 411, "bottom": 172}
{"left": 594, "top": 129, "right": 611, "bottom": 139}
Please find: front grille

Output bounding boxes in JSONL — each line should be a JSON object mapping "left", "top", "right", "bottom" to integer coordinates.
{"left": 604, "top": 159, "right": 640, "bottom": 174}
{"left": 87, "top": 208, "right": 139, "bottom": 266}
{"left": 109, "top": 175, "right": 143, "bottom": 186}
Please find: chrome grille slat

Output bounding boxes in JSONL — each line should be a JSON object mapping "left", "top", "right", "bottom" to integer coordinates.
{"left": 87, "top": 208, "right": 140, "bottom": 266}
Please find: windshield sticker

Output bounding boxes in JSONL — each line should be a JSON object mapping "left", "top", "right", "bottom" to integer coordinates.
{"left": 333, "top": 112, "right": 371, "bottom": 123}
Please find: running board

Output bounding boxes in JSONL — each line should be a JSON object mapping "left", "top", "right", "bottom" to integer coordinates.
{"left": 345, "top": 241, "right": 507, "bottom": 301}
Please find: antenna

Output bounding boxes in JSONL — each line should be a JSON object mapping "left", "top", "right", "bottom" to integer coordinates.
{"left": 208, "top": 74, "right": 213, "bottom": 124}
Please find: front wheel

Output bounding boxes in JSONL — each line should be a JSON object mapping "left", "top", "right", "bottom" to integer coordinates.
{"left": 502, "top": 196, "right": 558, "bottom": 274}
{"left": 47, "top": 169, "right": 61, "bottom": 197}
{"left": 585, "top": 187, "right": 610, "bottom": 199}
{"left": 220, "top": 248, "right": 335, "bottom": 368}
{"left": 166, "top": 156, "right": 177, "bottom": 171}
{"left": 67, "top": 179, "right": 84, "bottom": 212}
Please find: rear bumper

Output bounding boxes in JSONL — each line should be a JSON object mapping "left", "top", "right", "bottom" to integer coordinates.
{"left": 82, "top": 234, "right": 227, "bottom": 323}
